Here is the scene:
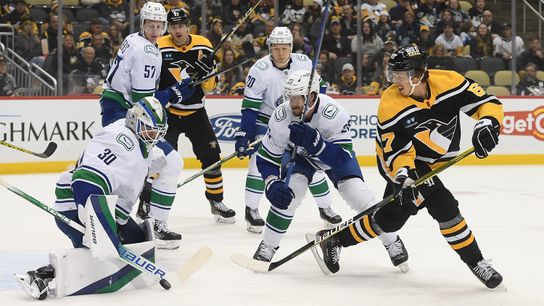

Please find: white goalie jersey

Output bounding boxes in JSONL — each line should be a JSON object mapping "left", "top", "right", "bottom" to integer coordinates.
{"left": 103, "top": 33, "right": 162, "bottom": 108}
{"left": 242, "top": 53, "right": 312, "bottom": 124}
{"left": 54, "top": 121, "right": 152, "bottom": 224}
{"left": 260, "top": 94, "right": 353, "bottom": 171}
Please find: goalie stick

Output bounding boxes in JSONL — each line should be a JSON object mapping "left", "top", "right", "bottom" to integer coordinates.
{"left": 0, "top": 178, "right": 211, "bottom": 289}
{"left": 0, "top": 140, "right": 57, "bottom": 158}
{"left": 231, "top": 147, "right": 476, "bottom": 272}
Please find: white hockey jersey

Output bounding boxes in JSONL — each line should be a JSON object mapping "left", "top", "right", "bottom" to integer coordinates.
{"left": 54, "top": 121, "right": 152, "bottom": 225}
{"left": 102, "top": 33, "right": 162, "bottom": 109}
{"left": 259, "top": 94, "right": 353, "bottom": 171}
{"left": 242, "top": 53, "right": 312, "bottom": 125}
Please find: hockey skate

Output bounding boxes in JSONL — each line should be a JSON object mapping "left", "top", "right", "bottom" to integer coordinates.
{"left": 209, "top": 200, "right": 236, "bottom": 224}
{"left": 253, "top": 240, "right": 278, "bottom": 262}
{"left": 14, "top": 265, "right": 55, "bottom": 300}
{"left": 385, "top": 236, "right": 409, "bottom": 273}
{"left": 318, "top": 207, "right": 342, "bottom": 227}
{"left": 469, "top": 259, "right": 504, "bottom": 289}
{"left": 154, "top": 220, "right": 181, "bottom": 250}
{"left": 245, "top": 207, "right": 265, "bottom": 233}
{"left": 306, "top": 230, "right": 342, "bottom": 275}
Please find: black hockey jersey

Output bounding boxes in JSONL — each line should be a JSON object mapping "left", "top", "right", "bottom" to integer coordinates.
{"left": 157, "top": 34, "right": 216, "bottom": 116}
{"left": 376, "top": 69, "right": 504, "bottom": 182}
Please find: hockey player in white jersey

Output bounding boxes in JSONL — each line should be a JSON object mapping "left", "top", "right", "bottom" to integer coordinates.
{"left": 15, "top": 97, "right": 168, "bottom": 300}
{"left": 99, "top": 2, "right": 193, "bottom": 249}
{"left": 251, "top": 70, "right": 409, "bottom": 273}
{"left": 235, "top": 26, "right": 341, "bottom": 234}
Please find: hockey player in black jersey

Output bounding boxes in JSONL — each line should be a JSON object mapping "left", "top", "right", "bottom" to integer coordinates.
{"left": 138, "top": 8, "right": 236, "bottom": 223}
{"left": 314, "top": 45, "right": 504, "bottom": 289}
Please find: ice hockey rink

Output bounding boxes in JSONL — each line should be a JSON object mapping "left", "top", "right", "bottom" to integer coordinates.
{"left": 0, "top": 165, "right": 542, "bottom": 305}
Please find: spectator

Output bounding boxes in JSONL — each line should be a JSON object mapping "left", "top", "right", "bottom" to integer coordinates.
{"left": 44, "top": 33, "right": 78, "bottom": 93}
{"left": 375, "top": 11, "right": 393, "bottom": 41}
{"left": 71, "top": 46, "right": 104, "bottom": 94}
{"left": 318, "top": 50, "right": 336, "bottom": 84}
{"left": 469, "top": 0, "right": 487, "bottom": 28}
{"left": 355, "top": 53, "right": 375, "bottom": 87}
{"left": 163, "top": 0, "right": 190, "bottom": 13}
{"left": 77, "top": 18, "right": 110, "bottom": 50}
{"left": 397, "top": 10, "right": 420, "bottom": 46}
{"left": 292, "top": 23, "right": 312, "bottom": 55}
{"left": 416, "top": 0, "right": 440, "bottom": 29}
{"left": 389, "top": 0, "right": 410, "bottom": 28}
{"left": 337, "top": 63, "right": 357, "bottom": 95}
{"left": 415, "top": 25, "right": 435, "bottom": 54}
{"left": 322, "top": 17, "right": 351, "bottom": 59}
{"left": 281, "top": 0, "right": 307, "bottom": 26}
{"left": 493, "top": 22, "right": 525, "bottom": 64}
{"left": 359, "top": 0, "right": 388, "bottom": 26}
{"left": 481, "top": 10, "right": 501, "bottom": 38}
{"left": 90, "top": 33, "right": 112, "bottom": 66}
{"left": 434, "top": 22, "right": 463, "bottom": 57}
{"left": 0, "top": 56, "right": 17, "bottom": 96}
{"left": 518, "top": 63, "right": 544, "bottom": 96}
{"left": 14, "top": 19, "right": 42, "bottom": 64}
{"left": 446, "top": 0, "right": 469, "bottom": 25}
{"left": 351, "top": 20, "right": 384, "bottom": 59}
{"left": 108, "top": 23, "right": 124, "bottom": 51}
{"left": 306, "top": 0, "right": 324, "bottom": 41}
{"left": 459, "top": 21, "right": 474, "bottom": 46}
{"left": 427, "top": 44, "right": 455, "bottom": 70}
{"left": 470, "top": 22, "right": 494, "bottom": 59}
{"left": 223, "top": 0, "right": 246, "bottom": 29}
{"left": 339, "top": 3, "right": 356, "bottom": 38}
{"left": 518, "top": 37, "right": 544, "bottom": 72}
{"left": 435, "top": 9, "right": 459, "bottom": 36}
{"left": 0, "top": 0, "right": 29, "bottom": 26}
{"left": 93, "top": 0, "right": 130, "bottom": 36}
{"left": 231, "top": 19, "right": 254, "bottom": 51}
{"left": 40, "top": 14, "right": 68, "bottom": 58}
{"left": 207, "top": 18, "right": 223, "bottom": 48}
{"left": 371, "top": 36, "right": 397, "bottom": 70}
{"left": 218, "top": 49, "right": 243, "bottom": 85}
{"left": 367, "top": 51, "right": 391, "bottom": 96}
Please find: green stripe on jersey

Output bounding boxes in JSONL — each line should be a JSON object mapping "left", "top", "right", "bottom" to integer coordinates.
{"left": 131, "top": 91, "right": 153, "bottom": 104}
{"left": 102, "top": 90, "right": 131, "bottom": 109}
{"left": 309, "top": 178, "right": 330, "bottom": 196}
{"left": 97, "top": 196, "right": 117, "bottom": 232}
{"left": 55, "top": 186, "right": 74, "bottom": 201}
{"left": 246, "top": 176, "right": 265, "bottom": 192}
{"left": 150, "top": 190, "right": 175, "bottom": 209}
{"left": 72, "top": 168, "right": 111, "bottom": 195}
{"left": 257, "top": 146, "right": 282, "bottom": 166}
{"left": 115, "top": 207, "right": 130, "bottom": 222}
{"left": 242, "top": 98, "right": 262, "bottom": 110}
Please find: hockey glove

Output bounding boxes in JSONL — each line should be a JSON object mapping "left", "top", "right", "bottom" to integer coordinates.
{"left": 188, "top": 55, "right": 215, "bottom": 81}
{"left": 234, "top": 129, "right": 256, "bottom": 159}
{"left": 472, "top": 117, "right": 500, "bottom": 159}
{"left": 168, "top": 77, "right": 195, "bottom": 104}
{"left": 392, "top": 167, "right": 420, "bottom": 215}
{"left": 265, "top": 177, "right": 295, "bottom": 210}
{"left": 288, "top": 123, "right": 324, "bottom": 156}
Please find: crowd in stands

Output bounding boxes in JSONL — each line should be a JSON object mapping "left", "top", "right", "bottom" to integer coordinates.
{"left": 0, "top": 0, "right": 543, "bottom": 96}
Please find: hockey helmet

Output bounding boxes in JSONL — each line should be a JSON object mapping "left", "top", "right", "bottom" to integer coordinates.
{"left": 387, "top": 45, "right": 427, "bottom": 80}
{"left": 140, "top": 2, "right": 168, "bottom": 35}
{"left": 283, "top": 69, "right": 320, "bottom": 102}
{"left": 167, "top": 8, "right": 189, "bottom": 26}
{"left": 126, "top": 97, "right": 168, "bottom": 149}
{"left": 267, "top": 26, "right": 293, "bottom": 50}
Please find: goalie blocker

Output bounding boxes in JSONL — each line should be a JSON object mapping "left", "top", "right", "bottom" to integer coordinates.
{"left": 15, "top": 195, "right": 158, "bottom": 300}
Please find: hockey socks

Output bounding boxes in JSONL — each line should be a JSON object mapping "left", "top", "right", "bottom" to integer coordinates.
{"left": 439, "top": 214, "right": 483, "bottom": 266}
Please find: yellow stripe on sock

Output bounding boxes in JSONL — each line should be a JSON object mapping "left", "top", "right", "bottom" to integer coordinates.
{"left": 451, "top": 234, "right": 475, "bottom": 250}
{"left": 349, "top": 223, "right": 365, "bottom": 243}
{"left": 363, "top": 215, "right": 378, "bottom": 238}
{"left": 440, "top": 219, "right": 467, "bottom": 235}
{"left": 206, "top": 188, "right": 224, "bottom": 194}
{"left": 204, "top": 176, "right": 223, "bottom": 183}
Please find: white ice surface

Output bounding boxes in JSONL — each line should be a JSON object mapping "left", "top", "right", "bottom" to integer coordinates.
{"left": 0, "top": 165, "right": 543, "bottom": 305}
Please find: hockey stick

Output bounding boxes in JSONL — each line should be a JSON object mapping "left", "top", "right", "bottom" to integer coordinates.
{"left": 177, "top": 137, "right": 262, "bottom": 188}
{"left": 284, "top": 0, "right": 331, "bottom": 186}
{"left": 232, "top": 147, "right": 476, "bottom": 272}
{"left": 208, "top": 0, "right": 264, "bottom": 60}
{"left": 0, "top": 178, "right": 211, "bottom": 290}
{"left": 0, "top": 140, "right": 57, "bottom": 158}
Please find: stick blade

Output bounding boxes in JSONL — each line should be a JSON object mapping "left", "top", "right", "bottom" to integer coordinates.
{"left": 36, "top": 142, "right": 57, "bottom": 158}
{"left": 177, "top": 246, "right": 213, "bottom": 284}
{"left": 231, "top": 253, "right": 270, "bottom": 273}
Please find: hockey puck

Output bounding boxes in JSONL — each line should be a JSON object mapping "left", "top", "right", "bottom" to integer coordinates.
{"left": 159, "top": 278, "right": 171, "bottom": 290}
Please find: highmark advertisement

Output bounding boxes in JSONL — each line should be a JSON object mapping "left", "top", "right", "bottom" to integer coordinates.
{"left": 1, "top": 97, "right": 543, "bottom": 173}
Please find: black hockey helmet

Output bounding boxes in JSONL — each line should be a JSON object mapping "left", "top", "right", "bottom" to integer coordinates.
{"left": 388, "top": 45, "right": 427, "bottom": 72}
{"left": 167, "top": 8, "right": 189, "bottom": 26}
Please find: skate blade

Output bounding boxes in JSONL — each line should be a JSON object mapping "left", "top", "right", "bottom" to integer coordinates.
{"left": 214, "top": 215, "right": 236, "bottom": 224}
{"left": 156, "top": 239, "right": 181, "bottom": 250}
{"left": 177, "top": 246, "right": 213, "bottom": 284}
{"left": 231, "top": 253, "right": 270, "bottom": 273}
{"left": 491, "top": 282, "right": 508, "bottom": 291}
{"left": 246, "top": 222, "right": 263, "bottom": 234}
{"left": 14, "top": 274, "right": 47, "bottom": 300}
{"left": 397, "top": 262, "right": 409, "bottom": 273}
{"left": 305, "top": 233, "right": 332, "bottom": 276}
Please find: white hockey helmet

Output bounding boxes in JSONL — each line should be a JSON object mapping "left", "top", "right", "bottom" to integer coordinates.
{"left": 140, "top": 1, "right": 168, "bottom": 35}
{"left": 126, "top": 97, "right": 168, "bottom": 149}
{"left": 267, "top": 26, "right": 293, "bottom": 50}
{"left": 284, "top": 69, "right": 320, "bottom": 99}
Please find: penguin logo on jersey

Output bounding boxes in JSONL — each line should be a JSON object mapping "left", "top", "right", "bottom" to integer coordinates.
{"left": 414, "top": 117, "right": 457, "bottom": 154}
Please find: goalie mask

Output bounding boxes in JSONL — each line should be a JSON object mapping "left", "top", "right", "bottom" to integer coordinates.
{"left": 140, "top": 2, "right": 168, "bottom": 36}
{"left": 126, "top": 97, "right": 168, "bottom": 150}
{"left": 283, "top": 69, "right": 320, "bottom": 117}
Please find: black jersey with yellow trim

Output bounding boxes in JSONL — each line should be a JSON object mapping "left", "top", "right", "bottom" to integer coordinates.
{"left": 375, "top": 69, "right": 504, "bottom": 182}
{"left": 158, "top": 34, "right": 216, "bottom": 111}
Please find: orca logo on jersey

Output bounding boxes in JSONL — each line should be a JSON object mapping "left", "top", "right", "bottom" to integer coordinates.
{"left": 144, "top": 45, "right": 159, "bottom": 56}
{"left": 117, "top": 133, "right": 135, "bottom": 151}
{"left": 208, "top": 114, "right": 241, "bottom": 142}
{"left": 414, "top": 117, "right": 457, "bottom": 154}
